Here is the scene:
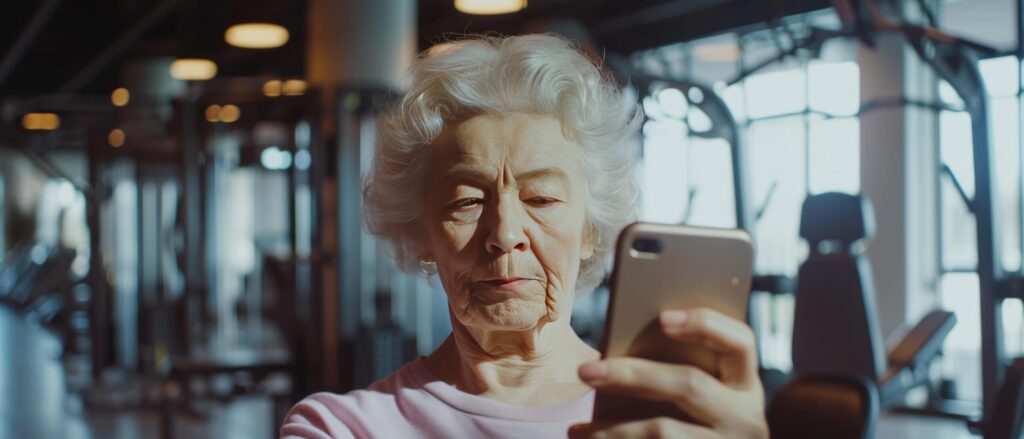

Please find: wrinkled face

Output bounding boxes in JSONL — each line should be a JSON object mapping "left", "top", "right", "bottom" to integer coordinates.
{"left": 422, "top": 113, "right": 594, "bottom": 332}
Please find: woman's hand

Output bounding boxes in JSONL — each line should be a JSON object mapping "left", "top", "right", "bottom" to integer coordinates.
{"left": 569, "top": 308, "right": 768, "bottom": 439}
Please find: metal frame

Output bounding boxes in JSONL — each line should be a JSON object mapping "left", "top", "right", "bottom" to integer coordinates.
{"left": 333, "top": 86, "right": 399, "bottom": 391}
{"left": 636, "top": 7, "right": 1015, "bottom": 419}
{"left": 904, "top": 29, "right": 1005, "bottom": 417}
{"left": 86, "top": 131, "right": 109, "bottom": 377}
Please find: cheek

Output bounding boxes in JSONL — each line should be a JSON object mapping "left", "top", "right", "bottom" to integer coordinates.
{"left": 437, "top": 222, "right": 476, "bottom": 253}
{"left": 429, "top": 221, "right": 481, "bottom": 300}
{"left": 530, "top": 207, "right": 587, "bottom": 283}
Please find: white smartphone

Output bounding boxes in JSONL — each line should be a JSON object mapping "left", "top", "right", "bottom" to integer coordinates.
{"left": 593, "top": 222, "right": 754, "bottom": 422}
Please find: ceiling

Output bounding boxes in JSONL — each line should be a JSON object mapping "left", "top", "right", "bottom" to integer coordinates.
{"left": 0, "top": 0, "right": 833, "bottom": 98}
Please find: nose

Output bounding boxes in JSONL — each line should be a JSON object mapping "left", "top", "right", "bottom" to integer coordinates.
{"left": 485, "top": 195, "right": 529, "bottom": 254}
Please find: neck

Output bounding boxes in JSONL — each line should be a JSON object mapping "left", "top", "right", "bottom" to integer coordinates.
{"left": 424, "top": 312, "right": 599, "bottom": 406}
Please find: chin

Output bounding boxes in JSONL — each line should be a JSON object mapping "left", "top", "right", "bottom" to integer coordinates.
{"left": 475, "top": 300, "right": 548, "bottom": 331}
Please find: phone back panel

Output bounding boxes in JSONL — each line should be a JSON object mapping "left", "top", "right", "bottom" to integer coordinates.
{"left": 603, "top": 223, "right": 753, "bottom": 359}
{"left": 594, "top": 222, "right": 754, "bottom": 422}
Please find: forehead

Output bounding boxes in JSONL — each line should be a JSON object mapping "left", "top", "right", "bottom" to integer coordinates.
{"left": 432, "top": 113, "right": 580, "bottom": 172}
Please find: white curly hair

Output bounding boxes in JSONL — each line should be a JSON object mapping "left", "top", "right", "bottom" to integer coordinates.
{"left": 363, "top": 33, "right": 640, "bottom": 293}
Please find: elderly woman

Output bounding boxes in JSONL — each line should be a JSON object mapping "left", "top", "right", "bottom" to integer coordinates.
{"left": 281, "top": 34, "right": 767, "bottom": 439}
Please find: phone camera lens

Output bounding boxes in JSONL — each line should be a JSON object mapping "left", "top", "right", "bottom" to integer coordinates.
{"left": 632, "top": 237, "right": 663, "bottom": 254}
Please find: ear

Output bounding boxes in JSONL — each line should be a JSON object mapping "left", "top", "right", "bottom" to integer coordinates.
{"left": 420, "top": 250, "right": 434, "bottom": 263}
{"left": 580, "top": 222, "right": 596, "bottom": 261}
{"left": 417, "top": 238, "right": 435, "bottom": 262}
{"left": 416, "top": 222, "right": 434, "bottom": 262}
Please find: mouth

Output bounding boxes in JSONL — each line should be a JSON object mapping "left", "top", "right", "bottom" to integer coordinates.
{"left": 474, "top": 277, "right": 533, "bottom": 290}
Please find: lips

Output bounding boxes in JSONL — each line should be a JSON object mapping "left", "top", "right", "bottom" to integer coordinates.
{"left": 475, "top": 277, "right": 533, "bottom": 289}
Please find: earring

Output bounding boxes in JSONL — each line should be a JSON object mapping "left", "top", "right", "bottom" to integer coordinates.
{"left": 418, "top": 260, "right": 437, "bottom": 275}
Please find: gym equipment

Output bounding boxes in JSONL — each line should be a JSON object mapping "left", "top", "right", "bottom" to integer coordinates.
{"left": 0, "top": 243, "right": 77, "bottom": 326}
{"left": 969, "top": 358, "right": 1024, "bottom": 439}
{"left": 792, "top": 192, "right": 957, "bottom": 407}
{"left": 768, "top": 374, "right": 879, "bottom": 439}
{"left": 159, "top": 349, "right": 291, "bottom": 439}
{"left": 736, "top": 0, "right": 1017, "bottom": 420}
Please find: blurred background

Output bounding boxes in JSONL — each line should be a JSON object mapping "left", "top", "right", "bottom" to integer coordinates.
{"left": 0, "top": 0, "right": 1019, "bottom": 437}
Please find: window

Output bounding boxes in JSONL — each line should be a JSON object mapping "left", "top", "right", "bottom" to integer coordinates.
{"left": 631, "top": 13, "right": 861, "bottom": 370}
{"left": 937, "top": 55, "right": 1024, "bottom": 401}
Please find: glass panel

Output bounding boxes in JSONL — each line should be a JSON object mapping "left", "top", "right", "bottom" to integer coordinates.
{"left": 979, "top": 56, "right": 1020, "bottom": 98}
{"left": 756, "top": 292, "right": 795, "bottom": 371}
{"left": 940, "top": 272, "right": 982, "bottom": 402}
{"left": 720, "top": 83, "right": 746, "bottom": 122}
{"left": 745, "top": 68, "right": 807, "bottom": 119}
{"left": 749, "top": 117, "right": 806, "bottom": 274}
{"left": 686, "top": 138, "right": 736, "bottom": 228}
{"left": 938, "top": 80, "right": 965, "bottom": 107}
{"left": 991, "top": 97, "right": 1021, "bottom": 271}
{"left": 809, "top": 117, "right": 860, "bottom": 194}
{"left": 940, "top": 111, "right": 975, "bottom": 196}
{"left": 1004, "top": 298, "right": 1024, "bottom": 359}
{"left": 939, "top": 110, "right": 978, "bottom": 269}
{"left": 941, "top": 182, "right": 979, "bottom": 269}
{"left": 640, "top": 119, "right": 689, "bottom": 223}
{"left": 808, "top": 61, "right": 860, "bottom": 116}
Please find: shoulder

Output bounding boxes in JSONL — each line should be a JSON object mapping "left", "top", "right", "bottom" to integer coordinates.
{"left": 279, "top": 392, "right": 362, "bottom": 439}
{"left": 279, "top": 361, "right": 428, "bottom": 439}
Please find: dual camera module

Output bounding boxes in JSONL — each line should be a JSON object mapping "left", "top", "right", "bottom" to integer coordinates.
{"left": 631, "top": 237, "right": 663, "bottom": 254}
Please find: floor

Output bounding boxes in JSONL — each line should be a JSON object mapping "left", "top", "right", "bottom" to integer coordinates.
{"left": 0, "top": 305, "right": 277, "bottom": 439}
{"left": 877, "top": 413, "right": 977, "bottom": 439}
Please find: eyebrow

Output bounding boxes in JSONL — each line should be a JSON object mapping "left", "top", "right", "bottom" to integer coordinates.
{"left": 516, "top": 167, "right": 570, "bottom": 184}
{"left": 441, "top": 164, "right": 492, "bottom": 186}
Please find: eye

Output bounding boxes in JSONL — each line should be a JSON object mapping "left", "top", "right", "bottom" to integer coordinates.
{"left": 449, "top": 198, "right": 484, "bottom": 210}
{"left": 526, "top": 196, "right": 560, "bottom": 207}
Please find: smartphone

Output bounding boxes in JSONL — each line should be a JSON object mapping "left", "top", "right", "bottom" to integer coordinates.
{"left": 593, "top": 222, "right": 754, "bottom": 423}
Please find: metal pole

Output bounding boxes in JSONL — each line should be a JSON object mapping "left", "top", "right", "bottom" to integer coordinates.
{"left": 1017, "top": 0, "right": 1024, "bottom": 274}
{"left": 178, "top": 88, "right": 202, "bottom": 357}
{"left": 87, "top": 135, "right": 109, "bottom": 378}
{"left": 965, "top": 58, "right": 1004, "bottom": 419}
{"left": 306, "top": 0, "right": 415, "bottom": 393}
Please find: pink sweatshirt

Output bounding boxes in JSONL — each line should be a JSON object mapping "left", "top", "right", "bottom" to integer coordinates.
{"left": 279, "top": 357, "right": 594, "bottom": 439}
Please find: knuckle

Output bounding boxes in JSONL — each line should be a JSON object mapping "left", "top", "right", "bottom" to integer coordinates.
{"left": 605, "top": 360, "right": 635, "bottom": 385}
{"left": 739, "top": 325, "right": 757, "bottom": 349}
{"left": 688, "top": 308, "right": 711, "bottom": 328}
{"left": 740, "top": 416, "right": 770, "bottom": 439}
{"left": 674, "top": 366, "right": 704, "bottom": 401}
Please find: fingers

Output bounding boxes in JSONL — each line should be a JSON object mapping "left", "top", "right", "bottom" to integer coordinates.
{"left": 659, "top": 308, "right": 760, "bottom": 384}
{"left": 579, "top": 356, "right": 731, "bottom": 425}
{"left": 569, "top": 418, "right": 717, "bottom": 439}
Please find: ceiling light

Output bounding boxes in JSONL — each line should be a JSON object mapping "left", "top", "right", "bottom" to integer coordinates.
{"left": 169, "top": 59, "right": 217, "bottom": 81}
{"left": 454, "top": 0, "right": 526, "bottom": 14}
{"left": 22, "top": 113, "right": 60, "bottom": 130}
{"left": 205, "top": 105, "right": 222, "bottom": 122}
{"left": 225, "top": 23, "right": 290, "bottom": 49}
{"left": 108, "top": 129, "right": 125, "bottom": 147}
{"left": 263, "top": 79, "right": 282, "bottom": 97}
{"left": 282, "top": 79, "right": 307, "bottom": 96}
{"left": 111, "top": 87, "right": 130, "bottom": 107}
{"left": 219, "top": 104, "right": 240, "bottom": 123}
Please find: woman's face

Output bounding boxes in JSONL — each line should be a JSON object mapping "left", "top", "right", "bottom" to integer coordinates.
{"left": 422, "top": 113, "right": 594, "bottom": 333}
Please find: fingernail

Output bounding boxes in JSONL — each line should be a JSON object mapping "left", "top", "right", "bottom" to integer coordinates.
{"left": 660, "top": 310, "right": 688, "bottom": 327}
{"left": 567, "top": 424, "right": 585, "bottom": 439}
{"left": 579, "top": 361, "right": 608, "bottom": 382}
